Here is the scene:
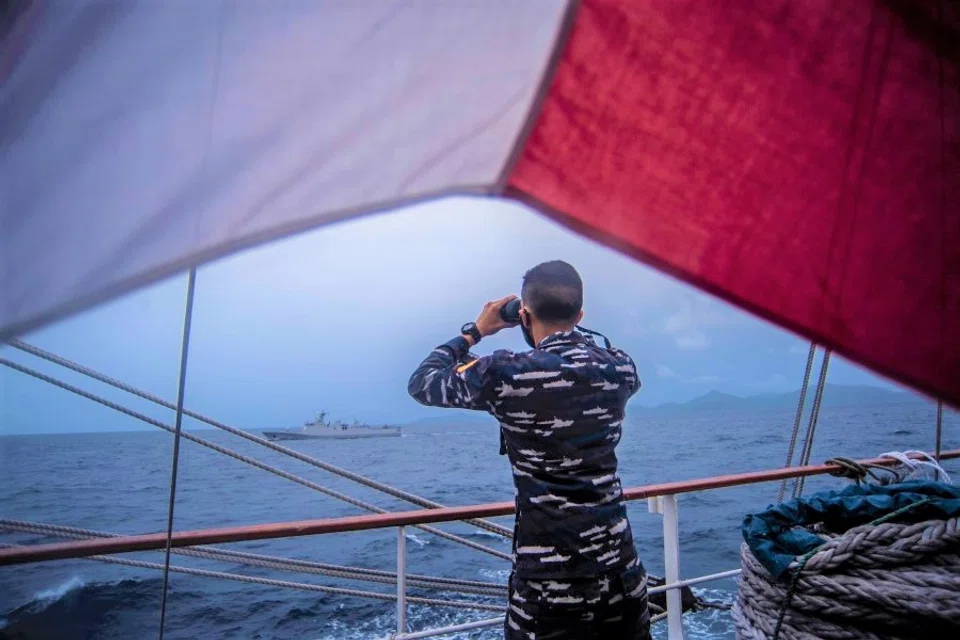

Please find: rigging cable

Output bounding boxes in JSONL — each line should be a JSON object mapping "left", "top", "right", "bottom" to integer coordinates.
{"left": 6, "top": 338, "right": 511, "bottom": 539}
{"left": 158, "top": 269, "right": 197, "bottom": 640}
{"left": 935, "top": 401, "right": 944, "bottom": 480}
{"left": 935, "top": 0, "right": 946, "bottom": 479}
{"left": 792, "top": 349, "right": 832, "bottom": 498}
{"left": 0, "top": 542, "right": 504, "bottom": 613}
{"left": 777, "top": 342, "right": 817, "bottom": 502}
{"left": 0, "top": 359, "right": 510, "bottom": 561}
{"left": 0, "top": 520, "right": 506, "bottom": 597}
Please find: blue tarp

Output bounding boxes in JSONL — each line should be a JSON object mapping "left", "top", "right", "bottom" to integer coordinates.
{"left": 742, "top": 481, "right": 960, "bottom": 580}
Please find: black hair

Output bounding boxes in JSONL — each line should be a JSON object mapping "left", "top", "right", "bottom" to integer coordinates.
{"left": 521, "top": 260, "right": 583, "bottom": 323}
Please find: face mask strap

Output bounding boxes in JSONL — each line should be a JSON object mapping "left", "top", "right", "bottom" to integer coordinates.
{"left": 576, "top": 325, "right": 612, "bottom": 350}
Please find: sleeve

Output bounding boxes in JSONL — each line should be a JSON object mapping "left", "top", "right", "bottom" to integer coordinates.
{"left": 407, "top": 336, "right": 500, "bottom": 411}
{"left": 612, "top": 347, "right": 642, "bottom": 398}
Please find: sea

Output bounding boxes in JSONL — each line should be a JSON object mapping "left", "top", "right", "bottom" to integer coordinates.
{"left": 1, "top": 403, "right": 956, "bottom": 640}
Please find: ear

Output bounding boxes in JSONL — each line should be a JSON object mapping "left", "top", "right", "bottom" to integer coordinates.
{"left": 575, "top": 309, "right": 584, "bottom": 324}
{"left": 520, "top": 308, "right": 531, "bottom": 328}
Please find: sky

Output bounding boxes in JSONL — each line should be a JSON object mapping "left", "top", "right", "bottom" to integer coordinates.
{"left": 1, "top": 196, "right": 907, "bottom": 435}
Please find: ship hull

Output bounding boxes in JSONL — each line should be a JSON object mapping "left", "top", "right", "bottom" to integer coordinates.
{"left": 263, "top": 429, "right": 401, "bottom": 441}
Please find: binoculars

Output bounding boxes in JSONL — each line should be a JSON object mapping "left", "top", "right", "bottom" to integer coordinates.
{"left": 500, "top": 299, "right": 522, "bottom": 324}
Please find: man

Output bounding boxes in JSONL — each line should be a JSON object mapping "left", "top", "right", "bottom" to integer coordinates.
{"left": 408, "top": 260, "right": 651, "bottom": 639}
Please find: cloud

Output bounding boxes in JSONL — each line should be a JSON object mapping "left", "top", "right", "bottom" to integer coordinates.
{"left": 663, "top": 308, "right": 710, "bottom": 350}
{"left": 655, "top": 364, "right": 677, "bottom": 378}
{"left": 675, "top": 333, "right": 709, "bottom": 350}
{"left": 746, "top": 373, "right": 792, "bottom": 390}
{"left": 689, "top": 375, "right": 721, "bottom": 383}
{"left": 662, "top": 295, "right": 741, "bottom": 351}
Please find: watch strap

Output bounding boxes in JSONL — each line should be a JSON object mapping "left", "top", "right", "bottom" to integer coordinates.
{"left": 461, "top": 322, "right": 482, "bottom": 344}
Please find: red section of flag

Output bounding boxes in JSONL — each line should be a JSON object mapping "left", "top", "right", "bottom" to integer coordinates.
{"left": 508, "top": 0, "right": 960, "bottom": 406}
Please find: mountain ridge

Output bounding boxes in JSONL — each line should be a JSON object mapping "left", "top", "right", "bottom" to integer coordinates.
{"left": 637, "top": 384, "right": 920, "bottom": 412}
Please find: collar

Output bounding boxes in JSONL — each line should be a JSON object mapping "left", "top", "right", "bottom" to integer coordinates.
{"left": 537, "top": 330, "right": 588, "bottom": 351}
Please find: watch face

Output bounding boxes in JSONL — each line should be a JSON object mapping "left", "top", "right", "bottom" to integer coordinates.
{"left": 461, "top": 323, "right": 480, "bottom": 341}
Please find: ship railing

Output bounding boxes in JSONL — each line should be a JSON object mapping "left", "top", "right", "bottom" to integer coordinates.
{"left": 2, "top": 449, "right": 956, "bottom": 640}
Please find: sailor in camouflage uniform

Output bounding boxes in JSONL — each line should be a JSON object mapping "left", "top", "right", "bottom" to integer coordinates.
{"left": 408, "top": 261, "right": 651, "bottom": 639}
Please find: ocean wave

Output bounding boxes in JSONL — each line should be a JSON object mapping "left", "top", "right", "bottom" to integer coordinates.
{"left": 464, "top": 529, "right": 511, "bottom": 542}
{"left": 1, "top": 576, "right": 166, "bottom": 640}
{"left": 6, "top": 406, "right": 928, "bottom": 639}
{"left": 312, "top": 601, "right": 500, "bottom": 639}
{"left": 0, "top": 566, "right": 735, "bottom": 640}
{"left": 33, "top": 575, "right": 86, "bottom": 604}
{"left": 478, "top": 567, "right": 510, "bottom": 582}
{"left": 679, "top": 493, "right": 721, "bottom": 508}
{"left": 308, "top": 594, "right": 735, "bottom": 640}
{"left": 405, "top": 532, "right": 429, "bottom": 547}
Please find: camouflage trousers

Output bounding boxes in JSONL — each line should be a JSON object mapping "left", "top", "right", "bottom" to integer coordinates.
{"left": 504, "top": 564, "right": 652, "bottom": 639}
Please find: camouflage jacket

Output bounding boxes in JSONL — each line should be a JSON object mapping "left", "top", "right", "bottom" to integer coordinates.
{"left": 408, "top": 330, "right": 641, "bottom": 579}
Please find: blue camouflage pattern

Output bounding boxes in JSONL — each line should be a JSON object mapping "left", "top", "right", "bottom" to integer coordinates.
{"left": 408, "top": 330, "right": 643, "bottom": 581}
{"left": 505, "top": 566, "right": 652, "bottom": 639}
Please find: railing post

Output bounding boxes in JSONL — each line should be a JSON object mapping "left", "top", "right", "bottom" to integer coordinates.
{"left": 397, "top": 526, "right": 407, "bottom": 636}
{"left": 661, "top": 495, "right": 684, "bottom": 640}
{"left": 649, "top": 495, "right": 684, "bottom": 640}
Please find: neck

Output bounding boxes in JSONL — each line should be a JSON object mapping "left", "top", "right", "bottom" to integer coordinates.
{"left": 531, "top": 322, "right": 576, "bottom": 346}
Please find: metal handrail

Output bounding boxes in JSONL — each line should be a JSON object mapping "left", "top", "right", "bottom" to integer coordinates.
{"left": 2, "top": 448, "right": 956, "bottom": 566}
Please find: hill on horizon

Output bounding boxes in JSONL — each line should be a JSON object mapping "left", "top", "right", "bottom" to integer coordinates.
{"left": 638, "top": 383, "right": 926, "bottom": 413}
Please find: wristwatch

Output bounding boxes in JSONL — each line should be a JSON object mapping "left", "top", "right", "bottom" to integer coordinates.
{"left": 461, "top": 322, "right": 482, "bottom": 344}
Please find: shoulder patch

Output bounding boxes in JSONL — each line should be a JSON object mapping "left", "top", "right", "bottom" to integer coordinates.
{"left": 457, "top": 359, "right": 481, "bottom": 374}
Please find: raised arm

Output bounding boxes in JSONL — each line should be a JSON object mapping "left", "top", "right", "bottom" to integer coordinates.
{"left": 611, "top": 347, "right": 642, "bottom": 398}
{"left": 407, "top": 336, "right": 498, "bottom": 410}
{"left": 408, "top": 295, "right": 519, "bottom": 410}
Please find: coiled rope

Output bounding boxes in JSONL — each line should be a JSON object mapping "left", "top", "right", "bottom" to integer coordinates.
{"left": 733, "top": 511, "right": 960, "bottom": 639}
{"left": 0, "top": 358, "right": 510, "bottom": 561}
{"left": 7, "top": 339, "right": 512, "bottom": 540}
{"left": 823, "top": 457, "right": 900, "bottom": 485}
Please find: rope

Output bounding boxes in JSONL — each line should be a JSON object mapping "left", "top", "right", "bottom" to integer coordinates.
{"left": 793, "top": 349, "right": 831, "bottom": 498}
{"left": 878, "top": 451, "right": 953, "bottom": 484}
{"left": 769, "top": 548, "right": 816, "bottom": 640}
{"left": 0, "top": 520, "right": 506, "bottom": 597}
{"left": 0, "top": 543, "right": 504, "bottom": 613}
{"left": 767, "top": 500, "right": 936, "bottom": 640}
{"left": 1, "top": 520, "right": 697, "bottom": 621}
{"left": 733, "top": 506, "right": 960, "bottom": 639}
{"left": 7, "top": 339, "right": 512, "bottom": 540}
{"left": 0, "top": 359, "right": 510, "bottom": 561}
{"left": 935, "top": 401, "right": 943, "bottom": 477}
{"left": 158, "top": 268, "right": 196, "bottom": 640}
{"left": 823, "top": 457, "right": 899, "bottom": 485}
{"left": 650, "top": 611, "right": 668, "bottom": 624}
{"left": 778, "top": 342, "right": 817, "bottom": 502}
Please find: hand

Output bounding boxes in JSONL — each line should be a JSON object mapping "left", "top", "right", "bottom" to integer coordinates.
{"left": 475, "top": 295, "right": 519, "bottom": 337}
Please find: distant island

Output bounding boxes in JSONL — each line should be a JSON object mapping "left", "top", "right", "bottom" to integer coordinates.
{"left": 403, "top": 384, "right": 936, "bottom": 426}
{"left": 636, "top": 384, "right": 927, "bottom": 413}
